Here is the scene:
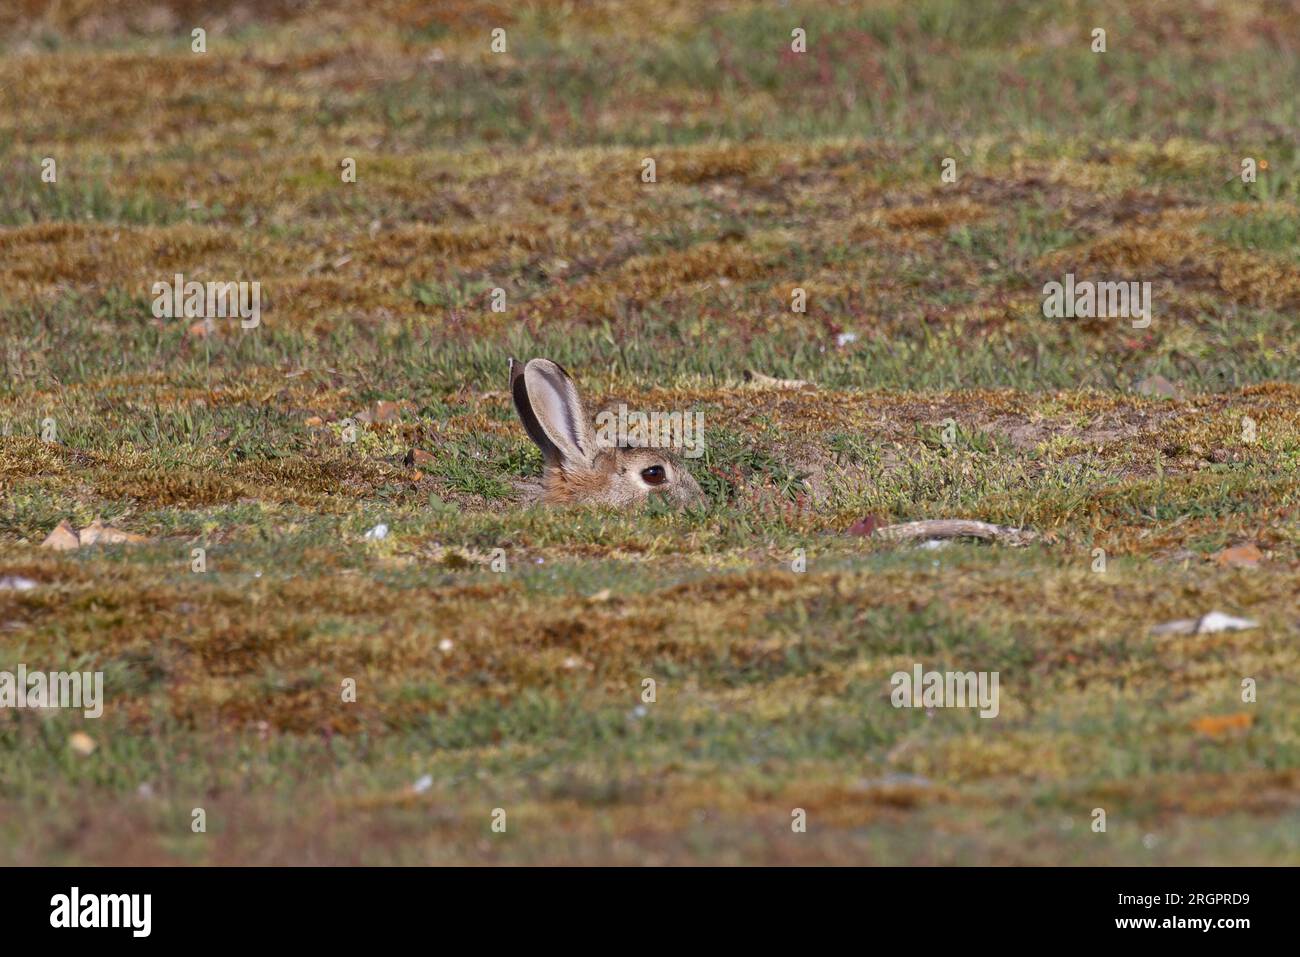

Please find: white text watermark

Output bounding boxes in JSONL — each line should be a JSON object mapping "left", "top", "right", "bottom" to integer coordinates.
{"left": 0, "top": 665, "right": 103, "bottom": 718}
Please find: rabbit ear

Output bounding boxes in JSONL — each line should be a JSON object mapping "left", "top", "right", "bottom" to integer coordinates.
{"left": 510, "top": 358, "right": 596, "bottom": 468}
{"left": 511, "top": 357, "right": 561, "bottom": 466}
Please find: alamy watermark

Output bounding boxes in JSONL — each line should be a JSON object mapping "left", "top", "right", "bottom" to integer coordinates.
{"left": 151, "top": 273, "right": 261, "bottom": 328}
{"left": 1042, "top": 273, "right": 1151, "bottom": 328}
{"left": 0, "top": 665, "right": 103, "bottom": 718}
{"left": 50, "top": 887, "right": 150, "bottom": 937}
{"left": 593, "top": 404, "right": 704, "bottom": 458}
{"left": 891, "top": 663, "right": 999, "bottom": 718}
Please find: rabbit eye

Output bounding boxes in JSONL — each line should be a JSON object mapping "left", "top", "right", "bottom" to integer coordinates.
{"left": 640, "top": 465, "right": 667, "bottom": 485}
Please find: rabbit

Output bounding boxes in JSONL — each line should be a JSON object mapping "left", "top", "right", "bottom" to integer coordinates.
{"left": 510, "top": 357, "right": 704, "bottom": 507}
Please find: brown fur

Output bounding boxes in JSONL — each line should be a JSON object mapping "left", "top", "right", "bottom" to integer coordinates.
{"left": 540, "top": 448, "right": 702, "bottom": 506}
{"left": 510, "top": 357, "right": 704, "bottom": 508}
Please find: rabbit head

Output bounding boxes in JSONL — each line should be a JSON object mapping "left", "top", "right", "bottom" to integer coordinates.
{"left": 510, "top": 357, "right": 704, "bottom": 507}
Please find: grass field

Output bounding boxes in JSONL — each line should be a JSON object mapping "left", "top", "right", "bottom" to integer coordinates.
{"left": 1, "top": 0, "right": 1298, "bottom": 865}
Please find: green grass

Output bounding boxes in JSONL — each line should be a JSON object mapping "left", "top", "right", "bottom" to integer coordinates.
{"left": 1, "top": 0, "right": 1298, "bottom": 865}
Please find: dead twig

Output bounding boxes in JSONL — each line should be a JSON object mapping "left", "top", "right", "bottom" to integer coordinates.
{"left": 743, "top": 369, "right": 815, "bottom": 391}
{"left": 871, "top": 519, "right": 1040, "bottom": 547}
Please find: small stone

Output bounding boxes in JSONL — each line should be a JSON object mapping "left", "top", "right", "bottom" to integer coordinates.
{"left": 847, "top": 515, "right": 883, "bottom": 537}
{"left": 78, "top": 520, "right": 147, "bottom": 545}
{"left": 1149, "top": 611, "right": 1258, "bottom": 636}
{"left": 1135, "top": 374, "right": 1183, "bottom": 399}
{"left": 1213, "top": 542, "right": 1263, "bottom": 568}
{"left": 405, "top": 448, "right": 436, "bottom": 467}
{"left": 41, "top": 520, "right": 80, "bottom": 551}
